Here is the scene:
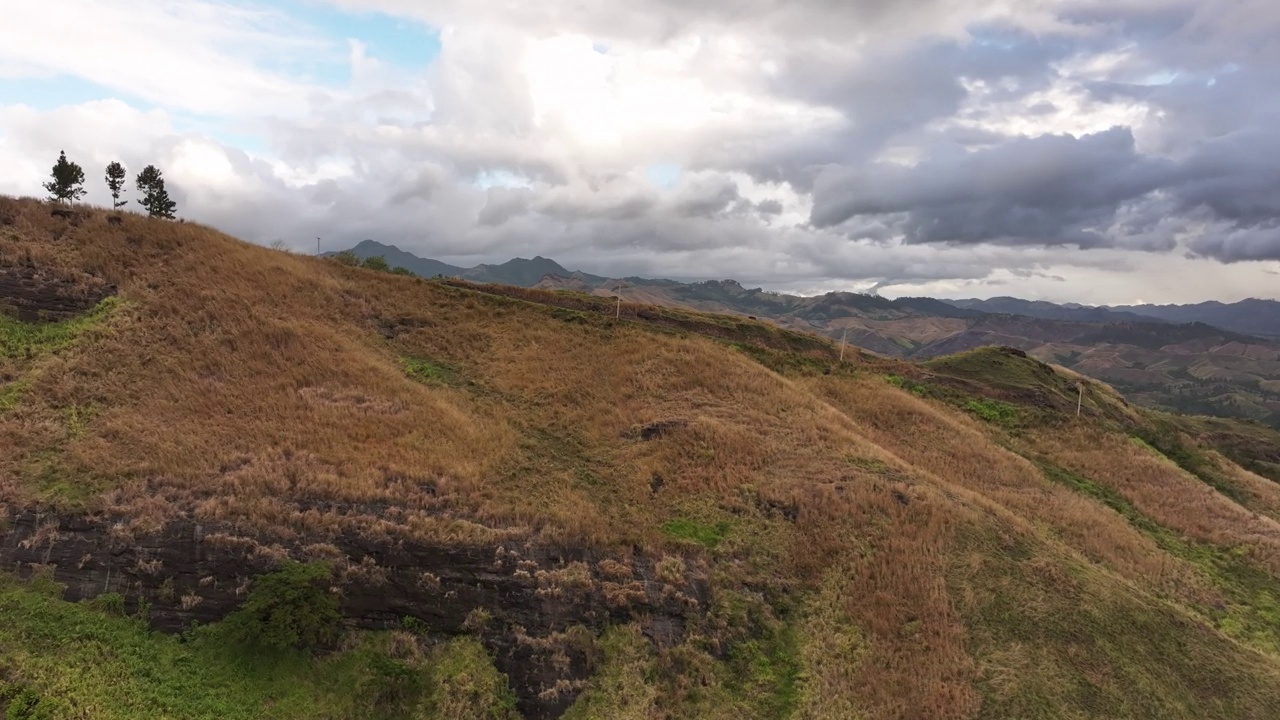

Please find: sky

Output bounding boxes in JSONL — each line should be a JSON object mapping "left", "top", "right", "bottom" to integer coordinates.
{"left": 2, "top": 0, "right": 1280, "bottom": 304}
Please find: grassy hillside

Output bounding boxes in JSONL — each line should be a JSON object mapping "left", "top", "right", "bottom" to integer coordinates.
{"left": 529, "top": 272, "right": 1280, "bottom": 428}
{"left": 5, "top": 195, "right": 1280, "bottom": 719}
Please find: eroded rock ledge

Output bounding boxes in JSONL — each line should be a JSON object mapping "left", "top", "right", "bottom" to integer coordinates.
{"left": 0, "top": 262, "right": 116, "bottom": 322}
{"left": 0, "top": 510, "right": 710, "bottom": 719}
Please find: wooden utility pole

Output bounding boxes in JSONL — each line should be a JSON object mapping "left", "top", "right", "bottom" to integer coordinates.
{"left": 614, "top": 282, "right": 628, "bottom": 319}
{"left": 315, "top": 237, "right": 321, "bottom": 256}
{"left": 839, "top": 328, "right": 848, "bottom": 362}
{"left": 1076, "top": 382, "right": 1084, "bottom": 418}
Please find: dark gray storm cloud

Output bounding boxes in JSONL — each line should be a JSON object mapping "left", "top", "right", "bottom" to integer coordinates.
{"left": 809, "top": 128, "right": 1172, "bottom": 247}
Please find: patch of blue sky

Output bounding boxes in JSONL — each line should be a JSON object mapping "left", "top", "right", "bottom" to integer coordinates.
{"left": 172, "top": 115, "right": 271, "bottom": 154}
{"left": 0, "top": 74, "right": 158, "bottom": 113}
{"left": 1139, "top": 70, "right": 1179, "bottom": 86}
{"left": 266, "top": 0, "right": 441, "bottom": 86}
{"left": 474, "top": 170, "right": 532, "bottom": 190}
{"left": 0, "top": 73, "right": 270, "bottom": 153}
{"left": 645, "top": 164, "right": 682, "bottom": 188}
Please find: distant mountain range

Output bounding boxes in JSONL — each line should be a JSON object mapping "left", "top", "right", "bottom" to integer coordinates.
{"left": 338, "top": 241, "right": 1280, "bottom": 425}
{"left": 951, "top": 296, "right": 1280, "bottom": 338}
{"left": 335, "top": 240, "right": 609, "bottom": 288}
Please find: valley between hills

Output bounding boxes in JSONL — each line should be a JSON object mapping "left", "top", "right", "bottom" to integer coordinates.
{"left": 5, "top": 198, "right": 1280, "bottom": 719}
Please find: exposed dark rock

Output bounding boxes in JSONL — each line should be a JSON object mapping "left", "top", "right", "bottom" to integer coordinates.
{"left": 0, "top": 510, "right": 709, "bottom": 719}
{"left": 0, "top": 263, "right": 116, "bottom": 322}
{"left": 634, "top": 418, "right": 688, "bottom": 441}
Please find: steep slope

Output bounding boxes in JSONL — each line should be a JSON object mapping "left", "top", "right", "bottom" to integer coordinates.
{"left": 5, "top": 196, "right": 1280, "bottom": 719}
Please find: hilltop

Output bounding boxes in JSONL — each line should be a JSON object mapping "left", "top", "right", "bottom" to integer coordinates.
{"left": 5, "top": 195, "right": 1280, "bottom": 719}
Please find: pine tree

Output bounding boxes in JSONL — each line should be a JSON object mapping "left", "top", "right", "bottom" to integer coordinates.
{"left": 135, "top": 165, "right": 177, "bottom": 219}
{"left": 105, "top": 161, "right": 128, "bottom": 208}
{"left": 43, "top": 151, "right": 87, "bottom": 204}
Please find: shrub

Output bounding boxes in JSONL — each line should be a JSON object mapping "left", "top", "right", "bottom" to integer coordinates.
{"left": 2, "top": 685, "right": 49, "bottom": 720}
{"left": 886, "top": 374, "right": 928, "bottom": 396}
{"left": 86, "top": 592, "right": 126, "bottom": 617}
{"left": 363, "top": 654, "right": 425, "bottom": 711}
{"left": 331, "top": 251, "right": 359, "bottom": 267}
{"left": 964, "top": 398, "right": 1018, "bottom": 425}
{"left": 361, "top": 256, "right": 390, "bottom": 272}
{"left": 223, "top": 562, "right": 342, "bottom": 652}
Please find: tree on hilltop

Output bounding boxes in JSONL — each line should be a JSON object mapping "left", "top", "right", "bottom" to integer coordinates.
{"left": 136, "top": 165, "right": 177, "bottom": 219}
{"left": 44, "top": 151, "right": 87, "bottom": 204}
{"left": 105, "top": 161, "right": 128, "bottom": 208}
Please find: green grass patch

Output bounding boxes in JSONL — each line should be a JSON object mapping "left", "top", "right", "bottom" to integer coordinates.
{"left": 724, "top": 623, "right": 801, "bottom": 717}
{"left": 23, "top": 451, "right": 101, "bottom": 510}
{"left": 0, "top": 379, "right": 28, "bottom": 413}
{"left": 965, "top": 398, "right": 1019, "bottom": 426}
{"left": 0, "top": 572, "right": 517, "bottom": 720}
{"left": 886, "top": 374, "right": 929, "bottom": 396}
{"left": 661, "top": 519, "right": 731, "bottom": 549}
{"left": 561, "top": 626, "right": 658, "bottom": 719}
{"left": 0, "top": 296, "right": 120, "bottom": 360}
{"left": 403, "top": 356, "right": 454, "bottom": 386}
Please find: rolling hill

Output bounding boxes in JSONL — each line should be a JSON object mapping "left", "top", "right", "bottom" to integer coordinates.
{"left": 6, "top": 195, "right": 1280, "bottom": 719}
{"left": 336, "top": 243, "right": 1280, "bottom": 427}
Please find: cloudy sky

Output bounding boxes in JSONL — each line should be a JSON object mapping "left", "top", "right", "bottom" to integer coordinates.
{"left": 3, "top": 0, "right": 1279, "bottom": 303}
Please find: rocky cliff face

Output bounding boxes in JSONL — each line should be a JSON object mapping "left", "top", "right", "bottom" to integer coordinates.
{"left": 0, "top": 510, "right": 709, "bottom": 719}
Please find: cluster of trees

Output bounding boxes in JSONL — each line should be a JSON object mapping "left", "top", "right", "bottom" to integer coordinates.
{"left": 43, "top": 150, "right": 177, "bottom": 219}
{"left": 331, "top": 251, "right": 415, "bottom": 276}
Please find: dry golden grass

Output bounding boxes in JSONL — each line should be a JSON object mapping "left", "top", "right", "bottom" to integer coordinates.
{"left": 805, "top": 376, "right": 1217, "bottom": 605}
{"left": 1041, "top": 427, "right": 1280, "bottom": 573}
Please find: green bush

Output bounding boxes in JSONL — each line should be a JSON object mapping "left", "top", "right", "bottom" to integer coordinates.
{"left": 886, "top": 374, "right": 928, "bottom": 396}
{"left": 223, "top": 562, "right": 342, "bottom": 653}
{"left": 331, "top": 251, "right": 359, "bottom": 267}
{"left": 363, "top": 654, "right": 425, "bottom": 710}
{"left": 390, "top": 266, "right": 414, "bottom": 276}
{"left": 86, "top": 592, "right": 126, "bottom": 617}
{"left": 361, "top": 256, "right": 390, "bottom": 272}
{"left": 964, "top": 398, "right": 1018, "bottom": 425}
{"left": 2, "top": 686, "right": 51, "bottom": 720}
